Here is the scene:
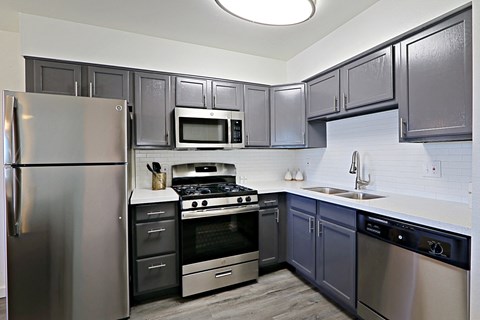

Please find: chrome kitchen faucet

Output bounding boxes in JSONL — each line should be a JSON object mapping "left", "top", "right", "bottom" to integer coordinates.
{"left": 349, "top": 151, "right": 370, "bottom": 190}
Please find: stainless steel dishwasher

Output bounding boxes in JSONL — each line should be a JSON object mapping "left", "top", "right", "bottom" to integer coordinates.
{"left": 357, "top": 211, "right": 470, "bottom": 320}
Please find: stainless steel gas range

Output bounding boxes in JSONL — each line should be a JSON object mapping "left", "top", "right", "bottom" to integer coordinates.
{"left": 171, "top": 163, "right": 259, "bottom": 297}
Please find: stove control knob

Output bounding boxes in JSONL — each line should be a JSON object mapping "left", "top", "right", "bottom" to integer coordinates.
{"left": 202, "top": 200, "right": 208, "bottom": 206}
{"left": 246, "top": 196, "right": 251, "bottom": 202}
{"left": 191, "top": 201, "right": 198, "bottom": 208}
{"left": 237, "top": 197, "right": 243, "bottom": 203}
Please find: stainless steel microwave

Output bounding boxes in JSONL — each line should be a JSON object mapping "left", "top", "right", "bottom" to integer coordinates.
{"left": 174, "top": 107, "right": 244, "bottom": 149}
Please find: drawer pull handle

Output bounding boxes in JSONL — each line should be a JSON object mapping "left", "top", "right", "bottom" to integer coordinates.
{"left": 148, "top": 263, "right": 166, "bottom": 270}
{"left": 147, "top": 211, "right": 166, "bottom": 216}
{"left": 147, "top": 228, "right": 166, "bottom": 234}
{"left": 215, "top": 270, "right": 232, "bottom": 278}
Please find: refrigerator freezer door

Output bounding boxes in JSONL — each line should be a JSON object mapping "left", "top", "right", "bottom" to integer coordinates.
{"left": 3, "top": 91, "right": 126, "bottom": 165}
{"left": 6, "top": 165, "right": 129, "bottom": 320}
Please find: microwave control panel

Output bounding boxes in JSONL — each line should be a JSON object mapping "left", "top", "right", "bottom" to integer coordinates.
{"left": 231, "top": 120, "right": 243, "bottom": 143}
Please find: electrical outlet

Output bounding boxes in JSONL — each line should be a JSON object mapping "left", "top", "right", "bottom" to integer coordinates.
{"left": 424, "top": 160, "right": 442, "bottom": 178}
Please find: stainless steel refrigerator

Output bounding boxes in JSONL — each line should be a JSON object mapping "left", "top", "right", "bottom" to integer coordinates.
{"left": 2, "top": 91, "right": 129, "bottom": 320}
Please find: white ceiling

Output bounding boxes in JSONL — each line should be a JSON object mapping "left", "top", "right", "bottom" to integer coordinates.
{"left": 0, "top": 0, "right": 380, "bottom": 61}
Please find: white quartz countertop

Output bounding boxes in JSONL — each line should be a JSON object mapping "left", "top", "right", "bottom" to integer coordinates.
{"left": 243, "top": 181, "right": 472, "bottom": 236}
{"left": 130, "top": 188, "right": 179, "bottom": 204}
{"left": 130, "top": 181, "right": 472, "bottom": 236}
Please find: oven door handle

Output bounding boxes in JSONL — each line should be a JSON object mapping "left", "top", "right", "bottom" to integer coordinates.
{"left": 181, "top": 204, "right": 260, "bottom": 220}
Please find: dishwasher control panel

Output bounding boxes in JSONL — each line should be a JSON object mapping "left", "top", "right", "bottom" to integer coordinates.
{"left": 357, "top": 211, "right": 470, "bottom": 270}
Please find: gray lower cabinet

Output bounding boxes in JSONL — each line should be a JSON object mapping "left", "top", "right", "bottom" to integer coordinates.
{"left": 134, "top": 72, "right": 172, "bottom": 147}
{"left": 287, "top": 195, "right": 316, "bottom": 279}
{"left": 316, "top": 202, "right": 356, "bottom": 311}
{"left": 258, "top": 193, "right": 286, "bottom": 267}
{"left": 26, "top": 59, "right": 82, "bottom": 96}
{"left": 398, "top": 9, "right": 472, "bottom": 142}
{"left": 244, "top": 84, "right": 270, "bottom": 147}
{"left": 130, "top": 202, "right": 179, "bottom": 298}
{"left": 271, "top": 84, "right": 306, "bottom": 147}
{"left": 87, "top": 66, "right": 130, "bottom": 103}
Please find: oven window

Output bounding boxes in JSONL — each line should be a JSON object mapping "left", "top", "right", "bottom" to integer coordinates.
{"left": 179, "top": 118, "right": 228, "bottom": 143}
{"left": 181, "top": 212, "right": 258, "bottom": 265}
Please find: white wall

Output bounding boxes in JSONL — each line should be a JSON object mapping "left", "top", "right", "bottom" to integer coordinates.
{"left": 296, "top": 110, "right": 472, "bottom": 204}
{"left": 470, "top": 0, "right": 479, "bottom": 319}
{"left": 287, "top": 0, "right": 470, "bottom": 82}
{"left": 19, "top": 14, "right": 286, "bottom": 85}
{"left": 0, "top": 30, "right": 25, "bottom": 298}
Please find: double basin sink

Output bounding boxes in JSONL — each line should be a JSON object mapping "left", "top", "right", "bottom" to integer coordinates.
{"left": 302, "top": 187, "right": 385, "bottom": 200}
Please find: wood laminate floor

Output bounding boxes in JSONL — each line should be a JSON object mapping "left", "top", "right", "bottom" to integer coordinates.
{"left": 0, "top": 269, "right": 355, "bottom": 320}
{"left": 131, "top": 268, "right": 355, "bottom": 320}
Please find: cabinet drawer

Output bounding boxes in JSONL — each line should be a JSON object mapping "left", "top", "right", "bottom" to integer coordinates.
{"left": 136, "top": 220, "right": 176, "bottom": 257}
{"left": 319, "top": 202, "right": 356, "bottom": 229}
{"left": 134, "top": 202, "right": 176, "bottom": 222}
{"left": 136, "top": 253, "right": 177, "bottom": 293}
{"left": 259, "top": 193, "right": 279, "bottom": 208}
{"left": 289, "top": 195, "right": 316, "bottom": 215}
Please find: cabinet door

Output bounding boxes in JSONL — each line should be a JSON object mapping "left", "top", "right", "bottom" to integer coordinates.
{"left": 175, "top": 77, "right": 209, "bottom": 108}
{"left": 399, "top": 10, "right": 472, "bottom": 141}
{"left": 134, "top": 72, "right": 172, "bottom": 147}
{"left": 341, "top": 46, "right": 394, "bottom": 111}
{"left": 87, "top": 66, "right": 130, "bottom": 102}
{"left": 212, "top": 81, "right": 243, "bottom": 111}
{"left": 32, "top": 60, "right": 81, "bottom": 96}
{"left": 289, "top": 209, "right": 315, "bottom": 278}
{"left": 259, "top": 208, "right": 279, "bottom": 267}
{"left": 271, "top": 84, "right": 306, "bottom": 147}
{"left": 316, "top": 220, "right": 356, "bottom": 309}
{"left": 307, "top": 70, "right": 340, "bottom": 118}
{"left": 244, "top": 85, "right": 270, "bottom": 147}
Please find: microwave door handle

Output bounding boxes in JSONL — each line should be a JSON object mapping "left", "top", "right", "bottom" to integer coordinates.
{"left": 227, "top": 118, "right": 232, "bottom": 145}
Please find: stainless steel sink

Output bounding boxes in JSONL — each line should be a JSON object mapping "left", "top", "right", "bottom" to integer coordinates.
{"left": 335, "top": 192, "right": 385, "bottom": 200}
{"left": 302, "top": 187, "right": 349, "bottom": 195}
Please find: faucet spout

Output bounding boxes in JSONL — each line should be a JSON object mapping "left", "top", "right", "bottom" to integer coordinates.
{"left": 349, "top": 151, "right": 370, "bottom": 190}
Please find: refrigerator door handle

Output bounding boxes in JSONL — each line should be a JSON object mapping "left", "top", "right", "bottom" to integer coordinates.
{"left": 5, "top": 167, "right": 21, "bottom": 237}
{"left": 4, "top": 95, "right": 18, "bottom": 165}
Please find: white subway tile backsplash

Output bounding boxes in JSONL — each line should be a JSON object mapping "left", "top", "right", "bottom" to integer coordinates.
{"left": 135, "top": 109, "right": 471, "bottom": 204}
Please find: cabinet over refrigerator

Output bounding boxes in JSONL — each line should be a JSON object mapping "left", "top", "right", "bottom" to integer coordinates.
{"left": 2, "top": 91, "right": 129, "bottom": 320}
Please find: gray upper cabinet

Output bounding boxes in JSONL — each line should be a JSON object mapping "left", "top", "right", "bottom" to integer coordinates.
{"left": 175, "top": 77, "right": 243, "bottom": 111}
{"left": 341, "top": 46, "right": 394, "bottom": 111}
{"left": 87, "top": 66, "right": 130, "bottom": 103}
{"left": 271, "top": 84, "right": 306, "bottom": 147}
{"left": 175, "top": 76, "right": 209, "bottom": 108}
{"left": 244, "top": 85, "right": 270, "bottom": 147}
{"left": 29, "top": 60, "right": 82, "bottom": 96}
{"left": 307, "top": 70, "right": 340, "bottom": 118}
{"left": 134, "top": 72, "right": 172, "bottom": 147}
{"left": 399, "top": 9, "right": 472, "bottom": 142}
{"left": 212, "top": 81, "right": 243, "bottom": 111}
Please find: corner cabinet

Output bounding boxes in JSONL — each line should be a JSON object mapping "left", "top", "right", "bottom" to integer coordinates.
{"left": 130, "top": 202, "right": 179, "bottom": 301}
{"left": 316, "top": 202, "right": 356, "bottom": 311}
{"left": 287, "top": 194, "right": 316, "bottom": 279}
{"left": 134, "top": 72, "right": 172, "bottom": 147}
{"left": 244, "top": 85, "right": 270, "bottom": 147}
{"left": 271, "top": 84, "right": 306, "bottom": 147}
{"left": 398, "top": 9, "right": 472, "bottom": 142}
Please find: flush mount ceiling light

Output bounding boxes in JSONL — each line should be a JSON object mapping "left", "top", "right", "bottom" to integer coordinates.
{"left": 215, "top": 0, "right": 316, "bottom": 26}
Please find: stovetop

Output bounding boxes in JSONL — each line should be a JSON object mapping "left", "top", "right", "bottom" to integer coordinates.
{"left": 172, "top": 183, "right": 256, "bottom": 200}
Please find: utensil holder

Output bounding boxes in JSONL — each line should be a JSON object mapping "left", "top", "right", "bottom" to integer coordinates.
{"left": 152, "top": 172, "right": 166, "bottom": 190}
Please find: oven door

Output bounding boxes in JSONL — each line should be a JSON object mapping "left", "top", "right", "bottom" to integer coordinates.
{"left": 181, "top": 207, "right": 259, "bottom": 268}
